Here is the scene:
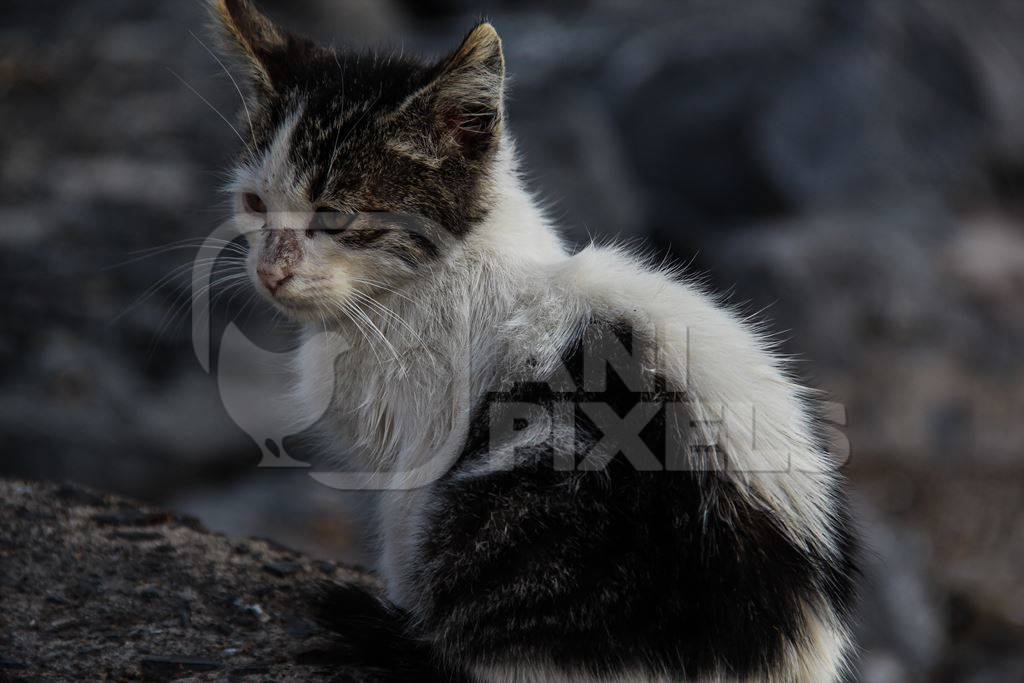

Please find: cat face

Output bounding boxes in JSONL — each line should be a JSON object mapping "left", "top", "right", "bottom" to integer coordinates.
{"left": 213, "top": 0, "right": 505, "bottom": 319}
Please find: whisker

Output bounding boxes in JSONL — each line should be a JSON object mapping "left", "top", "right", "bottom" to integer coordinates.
{"left": 167, "top": 67, "right": 247, "bottom": 147}
{"left": 349, "top": 277, "right": 415, "bottom": 303}
{"left": 106, "top": 246, "right": 246, "bottom": 271}
{"left": 189, "top": 29, "right": 255, "bottom": 141}
{"left": 346, "top": 298, "right": 402, "bottom": 370}
{"left": 319, "top": 308, "right": 329, "bottom": 338}
{"left": 145, "top": 267, "right": 256, "bottom": 361}
{"left": 349, "top": 289, "right": 425, "bottom": 350}
{"left": 111, "top": 259, "right": 245, "bottom": 325}
{"left": 335, "top": 298, "right": 387, "bottom": 373}
{"left": 201, "top": 274, "right": 253, "bottom": 312}
{"left": 127, "top": 235, "right": 242, "bottom": 255}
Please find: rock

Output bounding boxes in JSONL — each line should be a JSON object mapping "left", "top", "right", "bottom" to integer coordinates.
{"left": 755, "top": 1, "right": 987, "bottom": 208}
{"left": 0, "top": 659, "right": 30, "bottom": 671}
{"left": 264, "top": 561, "right": 302, "bottom": 578}
{"left": 231, "top": 598, "right": 272, "bottom": 627}
{"left": 136, "top": 585, "right": 162, "bottom": 601}
{"left": 706, "top": 203, "right": 1024, "bottom": 467}
{"left": 139, "top": 656, "right": 223, "bottom": 678}
{"left": 511, "top": 85, "right": 647, "bottom": 245}
{"left": 112, "top": 530, "right": 165, "bottom": 542}
{"left": 231, "top": 662, "right": 273, "bottom": 675}
{"left": 55, "top": 482, "right": 107, "bottom": 507}
{"left": 91, "top": 510, "right": 180, "bottom": 528}
{"left": 854, "top": 503, "right": 946, "bottom": 677}
{"left": 169, "top": 470, "right": 367, "bottom": 564}
{"left": 285, "top": 615, "right": 323, "bottom": 639}
{"left": 0, "top": 0, "right": 255, "bottom": 501}
{"left": 47, "top": 618, "right": 84, "bottom": 634}
{"left": 0, "top": 479, "right": 378, "bottom": 681}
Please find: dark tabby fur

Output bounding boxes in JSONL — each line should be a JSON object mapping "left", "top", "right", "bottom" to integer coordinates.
{"left": 216, "top": 0, "right": 503, "bottom": 238}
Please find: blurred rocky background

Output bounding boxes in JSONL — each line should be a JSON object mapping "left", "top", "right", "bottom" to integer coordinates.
{"left": 2, "top": 0, "right": 1023, "bottom": 680}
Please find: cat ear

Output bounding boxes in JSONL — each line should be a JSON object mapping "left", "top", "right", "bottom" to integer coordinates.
{"left": 210, "top": 0, "right": 315, "bottom": 96}
{"left": 398, "top": 23, "right": 506, "bottom": 162}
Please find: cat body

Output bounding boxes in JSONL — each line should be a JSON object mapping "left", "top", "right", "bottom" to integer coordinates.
{"left": 210, "top": 1, "right": 857, "bottom": 680}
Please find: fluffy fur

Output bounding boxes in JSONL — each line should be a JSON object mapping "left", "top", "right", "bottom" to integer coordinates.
{"left": 209, "top": 1, "right": 858, "bottom": 681}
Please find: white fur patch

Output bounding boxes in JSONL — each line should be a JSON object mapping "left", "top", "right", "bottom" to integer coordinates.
{"left": 226, "top": 104, "right": 309, "bottom": 214}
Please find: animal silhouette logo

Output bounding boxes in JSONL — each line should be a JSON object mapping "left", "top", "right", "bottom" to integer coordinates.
{"left": 215, "top": 321, "right": 345, "bottom": 469}
{"left": 189, "top": 216, "right": 467, "bottom": 489}
{"left": 191, "top": 220, "right": 339, "bottom": 469}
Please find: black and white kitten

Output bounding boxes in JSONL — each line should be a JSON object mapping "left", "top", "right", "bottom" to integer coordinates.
{"left": 211, "top": 1, "right": 858, "bottom": 680}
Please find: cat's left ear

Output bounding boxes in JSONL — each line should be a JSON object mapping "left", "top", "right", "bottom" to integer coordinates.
{"left": 399, "top": 23, "right": 506, "bottom": 162}
{"left": 210, "top": 0, "right": 316, "bottom": 98}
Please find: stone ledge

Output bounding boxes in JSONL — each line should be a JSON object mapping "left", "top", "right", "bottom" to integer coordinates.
{"left": 0, "top": 479, "right": 375, "bottom": 681}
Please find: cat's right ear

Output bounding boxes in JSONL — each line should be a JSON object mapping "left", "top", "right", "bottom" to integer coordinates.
{"left": 209, "top": 0, "right": 314, "bottom": 97}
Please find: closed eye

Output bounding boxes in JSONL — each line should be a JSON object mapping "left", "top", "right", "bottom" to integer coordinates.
{"left": 306, "top": 207, "right": 353, "bottom": 237}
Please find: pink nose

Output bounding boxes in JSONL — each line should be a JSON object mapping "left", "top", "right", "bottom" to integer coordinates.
{"left": 257, "top": 263, "right": 293, "bottom": 295}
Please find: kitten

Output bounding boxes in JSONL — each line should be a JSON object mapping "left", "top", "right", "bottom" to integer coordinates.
{"left": 211, "top": 1, "right": 858, "bottom": 681}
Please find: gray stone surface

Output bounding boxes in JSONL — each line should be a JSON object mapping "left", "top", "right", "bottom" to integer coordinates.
{"left": 0, "top": 479, "right": 376, "bottom": 681}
